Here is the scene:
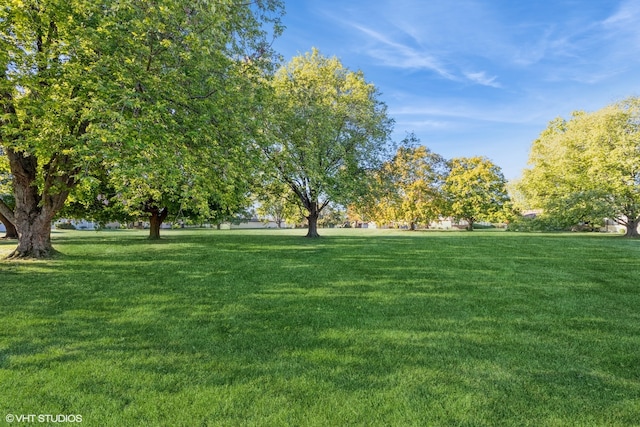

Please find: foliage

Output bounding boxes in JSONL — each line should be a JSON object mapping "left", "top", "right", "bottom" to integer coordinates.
{"left": 54, "top": 221, "right": 76, "bottom": 230}
{"left": 1, "top": 229, "right": 639, "bottom": 425}
{"left": 255, "top": 179, "right": 303, "bottom": 227}
{"left": 317, "top": 203, "right": 347, "bottom": 228}
{"left": 520, "top": 97, "right": 640, "bottom": 237}
{"left": 262, "top": 48, "right": 393, "bottom": 237}
{"left": 373, "top": 138, "right": 447, "bottom": 229}
{"left": 0, "top": 0, "right": 284, "bottom": 254}
{"left": 443, "top": 156, "right": 511, "bottom": 230}
{"left": 505, "top": 178, "right": 530, "bottom": 213}
{"left": 506, "top": 215, "right": 569, "bottom": 232}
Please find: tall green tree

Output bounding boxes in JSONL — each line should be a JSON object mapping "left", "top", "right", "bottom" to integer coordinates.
{"left": 520, "top": 97, "right": 640, "bottom": 237}
{"left": 377, "top": 142, "right": 447, "bottom": 230}
{"left": 262, "top": 49, "right": 393, "bottom": 237}
{"left": 443, "top": 156, "right": 511, "bottom": 231}
{"left": 0, "top": 0, "right": 283, "bottom": 256}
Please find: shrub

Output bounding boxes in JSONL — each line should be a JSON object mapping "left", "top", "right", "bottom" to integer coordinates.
{"left": 506, "top": 216, "right": 567, "bottom": 232}
{"left": 55, "top": 222, "right": 76, "bottom": 230}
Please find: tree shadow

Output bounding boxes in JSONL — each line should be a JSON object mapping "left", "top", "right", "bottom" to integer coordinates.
{"left": 1, "top": 231, "right": 639, "bottom": 424}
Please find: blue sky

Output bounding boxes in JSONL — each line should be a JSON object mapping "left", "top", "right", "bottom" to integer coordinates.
{"left": 271, "top": 0, "right": 640, "bottom": 179}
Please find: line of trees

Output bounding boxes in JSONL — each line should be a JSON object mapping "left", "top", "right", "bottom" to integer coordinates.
{"left": 518, "top": 97, "right": 640, "bottom": 237}
{"left": 257, "top": 135, "right": 514, "bottom": 232}
{"left": 2, "top": 1, "right": 637, "bottom": 259}
{"left": 346, "top": 136, "right": 512, "bottom": 231}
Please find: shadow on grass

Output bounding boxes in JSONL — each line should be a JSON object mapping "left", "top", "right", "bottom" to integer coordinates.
{"left": 1, "top": 230, "right": 639, "bottom": 425}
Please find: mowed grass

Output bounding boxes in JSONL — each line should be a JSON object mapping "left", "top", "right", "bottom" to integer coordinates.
{"left": 1, "top": 228, "right": 639, "bottom": 426}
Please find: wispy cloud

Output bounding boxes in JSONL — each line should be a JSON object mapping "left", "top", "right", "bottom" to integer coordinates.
{"left": 509, "top": 1, "right": 640, "bottom": 83}
{"left": 601, "top": 0, "right": 640, "bottom": 53}
{"left": 394, "top": 118, "right": 453, "bottom": 130}
{"left": 389, "top": 96, "right": 555, "bottom": 126}
{"left": 463, "top": 71, "right": 502, "bottom": 88}
{"left": 603, "top": 0, "right": 640, "bottom": 28}
{"left": 348, "top": 21, "right": 504, "bottom": 89}
{"left": 349, "top": 23, "right": 454, "bottom": 79}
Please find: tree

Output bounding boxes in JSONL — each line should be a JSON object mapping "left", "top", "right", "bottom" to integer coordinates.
{"left": 443, "top": 156, "right": 511, "bottom": 231}
{"left": 317, "top": 203, "right": 347, "bottom": 228}
{"left": 520, "top": 97, "right": 640, "bottom": 237}
{"left": 256, "top": 180, "right": 302, "bottom": 228}
{"left": 0, "top": 190, "right": 18, "bottom": 239}
{"left": 0, "top": 212, "right": 17, "bottom": 239}
{"left": 262, "top": 49, "right": 393, "bottom": 237}
{"left": 0, "top": 151, "right": 17, "bottom": 238}
{"left": 377, "top": 140, "right": 447, "bottom": 230}
{"left": 57, "top": 169, "right": 135, "bottom": 228}
{"left": 0, "top": 0, "right": 283, "bottom": 256}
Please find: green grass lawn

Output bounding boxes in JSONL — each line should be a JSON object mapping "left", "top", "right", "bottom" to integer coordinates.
{"left": 1, "top": 229, "right": 639, "bottom": 426}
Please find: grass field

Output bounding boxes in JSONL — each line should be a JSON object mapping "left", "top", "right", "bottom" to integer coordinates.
{"left": 1, "top": 229, "right": 639, "bottom": 426}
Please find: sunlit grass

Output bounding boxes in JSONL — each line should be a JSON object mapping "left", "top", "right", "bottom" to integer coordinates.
{"left": 1, "top": 229, "right": 639, "bottom": 425}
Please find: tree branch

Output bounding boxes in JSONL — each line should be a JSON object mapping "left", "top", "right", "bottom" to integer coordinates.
{"left": 0, "top": 198, "right": 15, "bottom": 224}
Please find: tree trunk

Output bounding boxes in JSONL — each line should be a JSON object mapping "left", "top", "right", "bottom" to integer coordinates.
{"left": 6, "top": 149, "right": 73, "bottom": 259}
{"left": 0, "top": 212, "right": 18, "bottom": 239}
{"left": 7, "top": 179, "right": 58, "bottom": 258}
{"left": 8, "top": 216, "right": 56, "bottom": 258}
{"left": 466, "top": 218, "right": 475, "bottom": 231}
{"left": 147, "top": 206, "right": 169, "bottom": 240}
{"left": 624, "top": 217, "right": 639, "bottom": 238}
{"left": 305, "top": 202, "right": 320, "bottom": 238}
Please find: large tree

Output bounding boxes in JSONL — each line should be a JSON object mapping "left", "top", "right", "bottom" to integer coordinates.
{"left": 0, "top": 0, "right": 283, "bottom": 256}
{"left": 520, "top": 97, "right": 640, "bottom": 237}
{"left": 443, "top": 156, "right": 511, "bottom": 231}
{"left": 376, "top": 142, "right": 447, "bottom": 230}
{"left": 262, "top": 49, "right": 393, "bottom": 237}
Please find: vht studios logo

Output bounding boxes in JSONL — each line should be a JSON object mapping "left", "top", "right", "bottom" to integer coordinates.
{"left": 5, "top": 414, "right": 83, "bottom": 423}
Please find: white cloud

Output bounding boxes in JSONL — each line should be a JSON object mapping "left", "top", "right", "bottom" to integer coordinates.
{"left": 603, "top": 0, "right": 640, "bottom": 27}
{"left": 601, "top": 0, "right": 640, "bottom": 52}
{"left": 349, "top": 23, "right": 455, "bottom": 79}
{"left": 463, "top": 71, "right": 502, "bottom": 88}
{"left": 395, "top": 118, "right": 453, "bottom": 130}
{"left": 349, "top": 22, "right": 507, "bottom": 90}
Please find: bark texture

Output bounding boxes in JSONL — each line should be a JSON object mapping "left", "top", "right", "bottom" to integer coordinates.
{"left": 146, "top": 205, "right": 169, "bottom": 240}
{"left": 624, "top": 218, "right": 640, "bottom": 238}
{"left": 0, "top": 212, "right": 18, "bottom": 239}
{"left": 306, "top": 210, "right": 320, "bottom": 238}
{"left": 6, "top": 149, "right": 74, "bottom": 259}
{"left": 465, "top": 217, "right": 475, "bottom": 231}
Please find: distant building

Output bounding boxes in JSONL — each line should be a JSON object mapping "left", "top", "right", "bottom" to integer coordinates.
{"left": 54, "top": 219, "right": 97, "bottom": 230}
{"left": 224, "top": 217, "right": 292, "bottom": 229}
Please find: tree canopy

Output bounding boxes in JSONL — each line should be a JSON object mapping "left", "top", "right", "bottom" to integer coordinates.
{"left": 261, "top": 48, "right": 393, "bottom": 237}
{"left": 255, "top": 179, "right": 303, "bottom": 228}
{"left": 373, "top": 142, "right": 447, "bottom": 230}
{"left": 0, "top": 0, "right": 283, "bottom": 256}
{"left": 520, "top": 97, "right": 640, "bottom": 237}
{"left": 443, "top": 156, "right": 511, "bottom": 231}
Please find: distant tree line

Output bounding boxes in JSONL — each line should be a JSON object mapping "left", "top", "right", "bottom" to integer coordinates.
{"left": 2, "top": 1, "right": 638, "bottom": 259}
